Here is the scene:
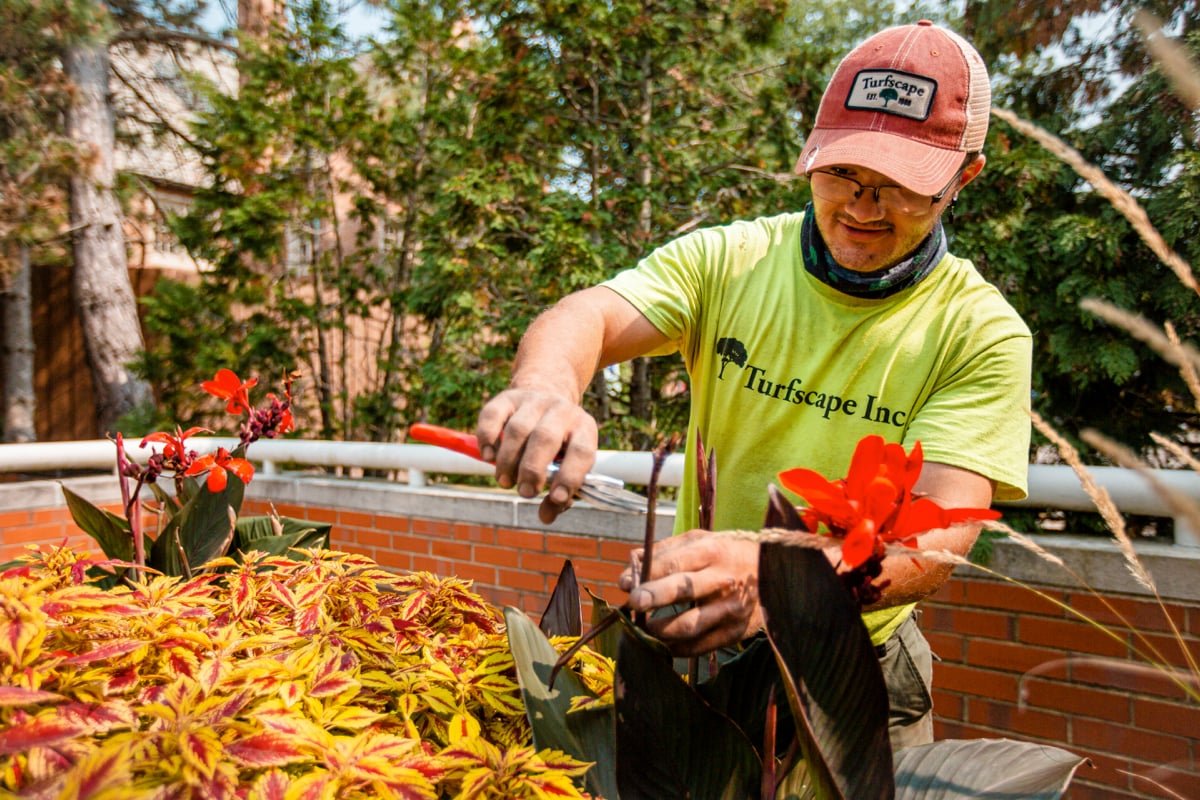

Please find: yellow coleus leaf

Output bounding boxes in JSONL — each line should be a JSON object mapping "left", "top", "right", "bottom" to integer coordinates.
{"left": 528, "top": 747, "right": 593, "bottom": 778}
{"left": 307, "top": 650, "right": 360, "bottom": 698}
{"left": 567, "top": 695, "right": 613, "bottom": 713}
{"left": 0, "top": 686, "right": 65, "bottom": 707}
{"left": 278, "top": 680, "right": 305, "bottom": 709}
{"left": 283, "top": 769, "right": 337, "bottom": 800}
{"left": 0, "top": 708, "right": 89, "bottom": 756}
{"left": 57, "top": 742, "right": 134, "bottom": 800}
{"left": 0, "top": 592, "right": 47, "bottom": 668}
{"left": 281, "top": 641, "right": 323, "bottom": 677}
{"left": 322, "top": 705, "right": 385, "bottom": 732}
{"left": 227, "top": 730, "right": 313, "bottom": 769}
{"left": 178, "top": 726, "right": 224, "bottom": 780}
{"left": 230, "top": 572, "right": 259, "bottom": 618}
{"left": 447, "top": 712, "right": 481, "bottom": 745}
{"left": 246, "top": 768, "right": 291, "bottom": 800}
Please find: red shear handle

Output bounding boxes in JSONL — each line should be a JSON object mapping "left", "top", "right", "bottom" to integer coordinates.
{"left": 408, "top": 423, "right": 485, "bottom": 462}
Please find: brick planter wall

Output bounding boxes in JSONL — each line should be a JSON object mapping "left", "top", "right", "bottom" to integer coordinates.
{"left": 7, "top": 474, "right": 1200, "bottom": 799}
{"left": 0, "top": 478, "right": 113, "bottom": 563}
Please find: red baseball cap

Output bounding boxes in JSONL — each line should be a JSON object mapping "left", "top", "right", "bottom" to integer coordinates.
{"left": 796, "top": 20, "right": 991, "bottom": 196}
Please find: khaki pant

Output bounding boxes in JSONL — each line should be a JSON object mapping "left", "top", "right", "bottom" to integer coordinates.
{"left": 878, "top": 612, "right": 935, "bottom": 752}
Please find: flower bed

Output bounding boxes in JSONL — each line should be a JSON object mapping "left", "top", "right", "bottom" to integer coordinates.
{"left": 0, "top": 546, "right": 602, "bottom": 799}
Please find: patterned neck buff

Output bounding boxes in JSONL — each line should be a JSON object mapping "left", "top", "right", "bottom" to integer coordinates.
{"left": 801, "top": 203, "right": 947, "bottom": 299}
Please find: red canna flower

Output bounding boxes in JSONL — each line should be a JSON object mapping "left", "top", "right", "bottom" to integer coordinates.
{"left": 202, "top": 369, "right": 258, "bottom": 416}
{"left": 271, "top": 394, "right": 295, "bottom": 434}
{"left": 140, "top": 425, "right": 210, "bottom": 471}
{"left": 778, "top": 435, "right": 999, "bottom": 570}
{"left": 184, "top": 447, "right": 254, "bottom": 492}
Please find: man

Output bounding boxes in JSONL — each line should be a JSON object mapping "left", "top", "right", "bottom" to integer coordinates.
{"left": 477, "top": 20, "right": 1031, "bottom": 750}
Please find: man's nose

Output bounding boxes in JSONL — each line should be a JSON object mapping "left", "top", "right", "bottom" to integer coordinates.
{"left": 843, "top": 189, "right": 886, "bottom": 221}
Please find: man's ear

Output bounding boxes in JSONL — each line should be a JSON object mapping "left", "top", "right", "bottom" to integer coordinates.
{"left": 957, "top": 154, "right": 987, "bottom": 190}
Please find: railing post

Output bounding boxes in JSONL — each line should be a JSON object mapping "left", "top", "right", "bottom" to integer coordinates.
{"left": 1174, "top": 515, "right": 1199, "bottom": 548}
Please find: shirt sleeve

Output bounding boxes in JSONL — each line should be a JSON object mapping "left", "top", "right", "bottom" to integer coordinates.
{"left": 904, "top": 330, "right": 1033, "bottom": 501}
{"left": 601, "top": 227, "right": 726, "bottom": 356}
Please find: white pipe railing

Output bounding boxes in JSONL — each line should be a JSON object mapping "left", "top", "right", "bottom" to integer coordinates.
{"left": 2, "top": 438, "right": 1195, "bottom": 546}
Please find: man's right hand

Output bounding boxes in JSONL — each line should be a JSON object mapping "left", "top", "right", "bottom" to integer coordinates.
{"left": 476, "top": 286, "right": 671, "bottom": 524}
{"left": 476, "top": 387, "right": 599, "bottom": 524}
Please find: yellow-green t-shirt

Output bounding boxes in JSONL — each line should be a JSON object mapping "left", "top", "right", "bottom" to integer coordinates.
{"left": 603, "top": 210, "right": 1032, "bottom": 644}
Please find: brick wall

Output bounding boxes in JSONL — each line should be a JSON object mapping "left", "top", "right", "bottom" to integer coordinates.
{"left": 246, "top": 497, "right": 639, "bottom": 617}
{"left": 7, "top": 474, "right": 1200, "bottom": 799}
{"left": 922, "top": 577, "right": 1200, "bottom": 799}
{"left": 0, "top": 478, "right": 109, "bottom": 563}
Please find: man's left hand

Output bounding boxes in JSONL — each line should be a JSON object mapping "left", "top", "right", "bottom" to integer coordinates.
{"left": 618, "top": 530, "right": 764, "bottom": 656}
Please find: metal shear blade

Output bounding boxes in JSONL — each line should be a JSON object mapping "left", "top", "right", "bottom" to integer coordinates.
{"left": 547, "top": 463, "right": 649, "bottom": 513}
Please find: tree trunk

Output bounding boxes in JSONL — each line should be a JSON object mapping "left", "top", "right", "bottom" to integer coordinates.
{"left": 1, "top": 244, "right": 36, "bottom": 442}
{"left": 64, "top": 40, "right": 152, "bottom": 436}
{"left": 238, "top": 0, "right": 282, "bottom": 41}
{"left": 628, "top": 49, "right": 655, "bottom": 434}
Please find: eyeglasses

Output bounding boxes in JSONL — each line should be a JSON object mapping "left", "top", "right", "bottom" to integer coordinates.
{"left": 807, "top": 168, "right": 964, "bottom": 216}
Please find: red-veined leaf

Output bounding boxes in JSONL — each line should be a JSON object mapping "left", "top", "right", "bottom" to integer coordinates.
{"left": 179, "top": 728, "right": 222, "bottom": 778}
{"left": 0, "top": 604, "right": 44, "bottom": 666}
{"left": 448, "top": 712, "right": 481, "bottom": 744}
{"left": 278, "top": 680, "right": 304, "bottom": 708}
{"left": 247, "top": 769, "right": 291, "bottom": 800}
{"left": 0, "top": 686, "right": 64, "bottom": 707}
{"left": 62, "top": 744, "right": 131, "bottom": 800}
{"left": 532, "top": 748, "right": 593, "bottom": 777}
{"left": 227, "top": 731, "right": 312, "bottom": 768}
{"left": 323, "top": 705, "right": 384, "bottom": 731}
{"left": 309, "top": 671, "right": 358, "bottom": 698}
{"left": 253, "top": 710, "right": 328, "bottom": 745}
{"left": 62, "top": 640, "right": 144, "bottom": 666}
{"left": 231, "top": 572, "right": 256, "bottom": 618}
{"left": 0, "top": 713, "right": 88, "bottom": 756}
{"left": 59, "top": 700, "right": 137, "bottom": 734}
{"left": 295, "top": 604, "right": 322, "bottom": 634}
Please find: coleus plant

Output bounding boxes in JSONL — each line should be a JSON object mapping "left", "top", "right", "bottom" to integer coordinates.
{"left": 0, "top": 546, "right": 603, "bottom": 798}
{"left": 506, "top": 434, "right": 1089, "bottom": 799}
{"left": 60, "top": 369, "right": 331, "bottom": 584}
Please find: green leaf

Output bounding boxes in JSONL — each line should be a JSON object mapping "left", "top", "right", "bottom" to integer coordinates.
{"left": 504, "top": 606, "right": 617, "bottom": 800}
{"left": 614, "top": 626, "right": 762, "bottom": 800}
{"left": 539, "top": 559, "right": 582, "bottom": 638}
{"left": 235, "top": 515, "right": 332, "bottom": 556}
{"left": 583, "top": 589, "right": 624, "bottom": 663}
{"left": 148, "top": 526, "right": 184, "bottom": 577}
{"left": 150, "top": 477, "right": 243, "bottom": 575}
{"left": 893, "top": 738, "right": 1087, "bottom": 799}
{"left": 759, "top": 540, "right": 894, "bottom": 800}
{"left": 60, "top": 485, "right": 134, "bottom": 562}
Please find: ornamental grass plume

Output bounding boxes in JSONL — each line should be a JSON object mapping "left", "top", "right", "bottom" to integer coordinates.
{"left": 940, "top": 11, "right": 1200, "bottom": 711}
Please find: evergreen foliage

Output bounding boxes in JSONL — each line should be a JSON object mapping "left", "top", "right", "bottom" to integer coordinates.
{"left": 79, "top": 0, "right": 1200, "bottom": 464}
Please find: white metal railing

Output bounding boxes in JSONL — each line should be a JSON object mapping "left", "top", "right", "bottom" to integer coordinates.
{"left": 3, "top": 438, "right": 1197, "bottom": 546}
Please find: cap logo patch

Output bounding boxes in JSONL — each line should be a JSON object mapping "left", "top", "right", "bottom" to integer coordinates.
{"left": 844, "top": 69, "right": 937, "bottom": 121}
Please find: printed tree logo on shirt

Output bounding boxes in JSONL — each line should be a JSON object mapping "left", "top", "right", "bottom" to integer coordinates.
{"left": 715, "top": 337, "right": 748, "bottom": 379}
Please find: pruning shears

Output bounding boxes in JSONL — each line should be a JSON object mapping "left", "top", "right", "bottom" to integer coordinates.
{"left": 408, "top": 423, "right": 648, "bottom": 514}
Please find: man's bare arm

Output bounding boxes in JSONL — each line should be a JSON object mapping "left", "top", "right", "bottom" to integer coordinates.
{"left": 863, "top": 461, "right": 994, "bottom": 609}
{"left": 477, "top": 286, "right": 669, "bottom": 523}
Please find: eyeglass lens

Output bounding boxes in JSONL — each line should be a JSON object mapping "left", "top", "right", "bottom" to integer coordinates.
{"left": 809, "top": 172, "right": 932, "bottom": 215}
